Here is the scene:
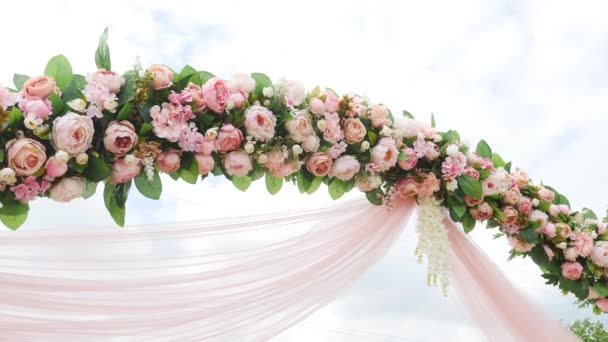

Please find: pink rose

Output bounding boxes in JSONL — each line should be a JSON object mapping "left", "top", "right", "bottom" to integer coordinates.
{"left": 229, "top": 92, "right": 246, "bottom": 109}
{"left": 508, "top": 236, "right": 535, "bottom": 253}
{"left": 572, "top": 232, "right": 594, "bottom": 257}
{"left": 441, "top": 155, "right": 466, "bottom": 180}
{"left": 0, "top": 86, "right": 18, "bottom": 109}
{"left": 110, "top": 157, "right": 142, "bottom": 184}
{"left": 561, "top": 261, "right": 583, "bottom": 280}
{"left": 194, "top": 153, "right": 215, "bottom": 175}
{"left": 6, "top": 138, "right": 46, "bottom": 176}
{"left": 269, "top": 160, "right": 302, "bottom": 178}
{"left": 529, "top": 210, "right": 549, "bottom": 227}
{"left": 556, "top": 223, "right": 572, "bottom": 239}
{"left": 51, "top": 113, "right": 95, "bottom": 157}
{"left": 306, "top": 153, "right": 333, "bottom": 177}
{"left": 467, "top": 153, "right": 484, "bottom": 167}
{"left": 342, "top": 118, "right": 367, "bottom": 144}
{"left": 542, "top": 223, "right": 556, "bottom": 238}
{"left": 223, "top": 151, "right": 252, "bottom": 177}
{"left": 156, "top": 150, "right": 181, "bottom": 174}
{"left": 216, "top": 124, "right": 244, "bottom": 154}
{"left": 183, "top": 83, "right": 206, "bottom": 112}
{"left": 419, "top": 173, "right": 440, "bottom": 198}
{"left": 398, "top": 147, "right": 418, "bottom": 171}
{"left": 244, "top": 105, "right": 276, "bottom": 141}
{"left": 49, "top": 177, "right": 85, "bottom": 203}
{"left": 278, "top": 80, "right": 305, "bottom": 107}
{"left": 285, "top": 111, "right": 314, "bottom": 143}
{"left": 329, "top": 155, "right": 360, "bottom": 181}
{"left": 464, "top": 166, "right": 480, "bottom": 180}
{"left": 301, "top": 135, "right": 320, "bottom": 153}
{"left": 321, "top": 90, "right": 340, "bottom": 113}
{"left": 22, "top": 76, "right": 56, "bottom": 99}
{"left": 309, "top": 97, "right": 325, "bottom": 116}
{"left": 370, "top": 138, "right": 398, "bottom": 171}
{"left": 502, "top": 206, "right": 519, "bottom": 226}
{"left": 425, "top": 143, "right": 440, "bottom": 160}
{"left": 266, "top": 149, "right": 287, "bottom": 170}
{"left": 470, "top": 202, "right": 494, "bottom": 221}
{"left": 537, "top": 187, "right": 555, "bottom": 202}
{"left": 396, "top": 177, "right": 418, "bottom": 199}
{"left": 369, "top": 104, "right": 391, "bottom": 128}
{"left": 45, "top": 156, "right": 68, "bottom": 178}
{"left": 598, "top": 223, "right": 607, "bottom": 236}
{"left": 147, "top": 64, "right": 174, "bottom": 90}
{"left": 22, "top": 99, "right": 52, "bottom": 120}
{"left": 465, "top": 196, "right": 483, "bottom": 207}
{"left": 597, "top": 299, "right": 608, "bottom": 313}
{"left": 513, "top": 170, "right": 530, "bottom": 189}
{"left": 88, "top": 70, "right": 125, "bottom": 93}
{"left": 203, "top": 78, "right": 230, "bottom": 114}
{"left": 103, "top": 121, "right": 138, "bottom": 157}
{"left": 503, "top": 188, "right": 522, "bottom": 206}
{"left": 590, "top": 241, "right": 608, "bottom": 267}
{"left": 355, "top": 174, "right": 382, "bottom": 192}
{"left": 518, "top": 197, "right": 533, "bottom": 215}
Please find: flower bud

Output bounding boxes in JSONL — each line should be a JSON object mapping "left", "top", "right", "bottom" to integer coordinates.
{"left": 205, "top": 127, "right": 218, "bottom": 140}
{"left": 0, "top": 168, "right": 17, "bottom": 185}
{"left": 317, "top": 119, "right": 327, "bottom": 132}
{"left": 103, "top": 99, "right": 118, "bottom": 112}
{"left": 76, "top": 153, "right": 89, "bottom": 165}
{"left": 244, "top": 141, "right": 255, "bottom": 154}
{"left": 262, "top": 86, "right": 274, "bottom": 97}
{"left": 68, "top": 98, "right": 87, "bottom": 112}
{"left": 446, "top": 144, "right": 460, "bottom": 157}
{"left": 125, "top": 154, "right": 136, "bottom": 165}
{"left": 55, "top": 150, "right": 70, "bottom": 163}
{"left": 292, "top": 144, "right": 303, "bottom": 156}
{"left": 257, "top": 153, "right": 268, "bottom": 164}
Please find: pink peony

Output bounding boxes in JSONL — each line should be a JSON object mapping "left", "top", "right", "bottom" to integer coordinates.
{"left": 369, "top": 104, "right": 391, "bottom": 128}
{"left": 22, "top": 76, "right": 56, "bottom": 99}
{"left": 470, "top": 202, "right": 494, "bottom": 221}
{"left": 6, "top": 138, "right": 47, "bottom": 176}
{"left": 150, "top": 103, "right": 194, "bottom": 142}
{"left": 216, "top": 124, "right": 244, "bottom": 154}
{"left": 572, "top": 232, "right": 594, "bottom": 257}
{"left": 49, "top": 177, "right": 85, "bottom": 202}
{"left": 285, "top": 111, "right": 314, "bottom": 143}
{"left": 590, "top": 241, "right": 608, "bottom": 267}
{"left": 309, "top": 97, "right": 325, "bottom": 116}
{"left": 302, "top": 135, "right": 320, "bottom": 153}
{"left": 306, "top": 153, "right": 333, "bottom": 177}
{"left": 329, "top": 155, "right": 360, "bottom": 181}
{"left": 202, "top": 78, "right": 230, "bottom": 114}
{"left": 561, "top": 261, "right": 583, "bottom": 280}
{"left": 22, "top": 98, "right": 52, "bottom": 120}
{"left": 502, "top": 206, "right": 519, "bottom": 226}
{"left": 156, "top": 150, "right": 181, "bottom": 174}
{"left": 394, "top": 118, "right": 435, "bottom": 139}
{"left": 88, "top": 70, "right": 125, "bottom": 93}
{"left": 0, "top": 86, "right": 18, "bottom": 109}
{"left": 537, "top": 187, "right": 555, "bottom": 203}
{"left": 370, "top": 138, "right": 398, "bottom": 172}
{"left": 322, "top": 112, "right": 344, "bottom": 144}
{"left": 103, "top": 121, "right": 138, "bottom": 156}
{"left": 147, "top": 64, "right": 174, "bottom": 90}
{"left": 598, "top": 299, "right": 608, "bottom": 313}
{"left": 110, "top": 157, "right": 142, "bottom": 184}
{"left": 10, "top": 176, "right": 51, "bottom": 203}
{"left": 355, "top": 174, "right": 382, "bottom": 192}
{"left": 194, "top": 153, "right": 215, "bottom": 175}
{"left": 321, "top": 90, "right": 340, "bottom": 113}
{"left": 481, "top": 169, "right": 511, "bottom": 196}
{"left": 45, "top": 156, "right": 68, "bottom": 178}
{"left": 508, "top": 236, "right": 535, "bottom": 253}
{"left": 397, "top": 147, "right": 418, "bottom": 171}
{"left": 425, "top": 143, "right": 440, "bottom": 160}
{"left": 51, "top": 113, "right": 95, "bottom": 157}
{"left": 518, "top": 197, "right": 533, "bottom": 215}
{"left": 395, "top": 177, "right": 418, "bottom": 199}
{"left": 266, "top": 149, "right": 287, "bottom": 170}
{"left": 183, "top": 83, "right": 206, "bottom": 112}
{"left": 223, "top": 151, "right": 252, "bottom": 177}
{"left": 419, "top": 173, "right": 440, "bottom": 198}
{"left": 227, "top": 73, "right": 255, "bottom": 95}
{"left": 244, "top": 105, "right": 276, "bottom": 142}
{"left": 229, "top": 92, "right": 246, "bottom": 109}
{"left": 178, "top": 124, "right": 212, "bottom": 154}
{"left": 278, "top": 80, "right": 305, "bottom": 107}
{"left": 269, "top": 160, "right": 302, "bottom": 178}
{"left": 342, "top": 118, "right": 367, "bottom": 144}
{"left": 441, "top": 154, "right": 466, "bottom": 180}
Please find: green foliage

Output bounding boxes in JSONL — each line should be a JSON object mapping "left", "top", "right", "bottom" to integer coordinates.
{"left": 328, "top": 179, "right": 353, "bottom": 200}
{"left": 306, "top": 176, "right": 323, "bottom": 194}
{"left": 82, "top": 181, "right": 98, "bottom": 199}
{"left": 265, "top": 173, "right": 283, "bottom": 195}
{"left": 134, "top": 171, "right": 162, "bottom": 200}
{"left": 476, "top": 139, "right": 492, "bottom": 158}
{"left": 44, "top": 55, "right": 73, "bottom": 91}
{"left": 251, "top": 72, "right": 272, "bottom": 98}
{"left": 116, "top": 102, "right": 132, "bottom": 121}
{"left": 103, "top": 181, "right": 131, "bottom": 227}
{"left": 365, "top": 190, "right": 383, "bottom": 205}
{"left": 520, "top": 227, "right": 540, "bottom": 244}
{"left": 12, "top": 73, "right": 29, "bottom": 91}
{"left": 95, "top": 28, "right": 111, "bottom": 70}
{"left": 178, "top": 153, "right": 199, "bottom": 184}
{"left": 462, "top": 212, "right": 476, "bottom": 233}
{"left": 198, "top": 71, "right": 215, "bottom": 85}
{"left": 0, "top": 195, "right": 29, "bottom": 230}
{"left": 569, "top": 319, "right": 608, "bottom": 341}
{"left": 458, "top": 175, "right": 482, "bottom": 200}
{"left": 232, "top": 175, "right": 252, "bottom": 192}
{"left": 83, "top": 155, "right": 111, "bottom": 182}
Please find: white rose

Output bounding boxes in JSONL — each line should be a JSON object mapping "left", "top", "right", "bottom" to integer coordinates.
{"left": 278, "top": 80, "right": 305, "bottom": 107}
{"left": 228, "top": 72, "right": 256, "bottom": 94}
{"left": 0, "top": 168, "right": 17, "bottom": 185}
{"left": 446, "top": 179, "right": 458, "bottom": 191}
{"left": 68, "top": 98, "right": 87, "bottom": 112}
{"left": 532, "top": 198, "right": 540, "bottom": 206}
{"left": 292, "top": 144, "right": 303, "bottom": 156}
{"left": 380, "top": 126, "right": 393, "bottom": 137}
{"left": 24, "top": 116, "right": 40, "bottom": 130}
{"left": 244, "top": 141, "right": 255, "bottom": 154}
{"left": 433, "top": 134, "right": 443, "bottom": 143}
{"left": 262, "top": 86, "right": 274, "bottom": 98}
{"left": 301, "top": 135, "right": 320, "bottom": 153}
{"left": 446, "top": 144, "right": 460, "bottom": 157}
{"left": 76, "top": 153, "right": 89, "bottom": 165}
{"left": 361, "top": 141, "right": 370, "bottom": 151}
{"left": 556, "top": 242, "right": 568, "bottom": 250}
{"left": 263, "top": 100, "right": 271, "bottom": 107}
{"left": 49, "top": 177, "right": 86, "bottom": 203}
{"left": 317, "top": 119, "right": 327, "bottom": 132}
{"left": 104, "top": 99, "right": 118, "bottom": 112}
{"left": 257, "top": 153, "right": 268, "bottom": 164}
{"left": 55, "top": 150, "right": 70, "bottom": 163}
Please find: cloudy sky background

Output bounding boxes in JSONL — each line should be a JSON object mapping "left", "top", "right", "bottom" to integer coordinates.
{"left": 1, "top": 0, "right": 608, "bottom": 340}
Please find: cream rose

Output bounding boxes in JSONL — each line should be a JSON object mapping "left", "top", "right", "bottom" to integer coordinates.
{"left": 6, "top": 138, "right": 47, "bottom": 176}
{"left": 49, "top": 177, "right": 86, "bottom": 203}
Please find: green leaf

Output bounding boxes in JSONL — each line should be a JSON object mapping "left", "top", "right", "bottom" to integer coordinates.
{"left": 296, "top": 172, "right": 312, "bottom": 194}
{"left": 366, "top": 190, "right": 383, "bottom": 206}
{"left": 139, "top": 122, "right": 153, "bottom": 136}
{"left": 367, "top": 131, "right": 378, "bottom": 145}
{"left": 44, "top": 55, "right": 73, "bottom": 91}
{"left": 13, "top": 74, "right": 30, "bottom": 91}
{"left": 61, "top": 74, "right": 86, "bottom": 101}
{"left": 0, "top": 197, "right": 29, "bottom": 230}
{"left": 95, "top": 28, "right": 111, "bottom": 70}
{"left": 582, "top": 208, "right": 598, "bottom": 220}
{"left": 451, "top": 202, "right": 467, "bottom": 219}
{"left": 308, "top": 85, "right": 321, "bottom": 99}
{"left": 328, "top": 179, "right": 349, "bottom": 200}
{"left": 83, "top": 155, "right": 111, "bottom": 182}
{"left": 82, "top": 181, "right": 98, "bottom": 199}
{"left": 251, "top": 166, "right": 265, "bottom": 181}
{"left": 118, "top": 70, "right": 138, "bottom": 105}
{"left": 476, "top": 140, "right": 492, "bottom": 158}
{"left": 402, "top": 110, "right": 415, "bottom": 119}
{"left": 175, "top": 65, "right": 197, "bottom": 89}
{"left": 398, "top": 150, "right": 409, "bottom": 161}
{"left": 307, "top": 176, "right": 323, "bottom": 194}
{"left": 252, "top": 72, "right": 272, "bottom": 97}
{"left": 431, "top": 112, "right": 436, "bottom": 128}
{"left": 457, "top": 175, "right": 482, "bottom": 200}
{"left": 529, "top": 245, "right": 560, "bottom": 274}
{"left": 265, "top": 173, "right": 283, "bottom": 195}
{"left": 134, "top": 171, "right": 162, "bottom": 200}
{"left": 443, "top": 130, "right": 461, "bottom": 143}
{"left": 103, "top": 181, "right": 130, "bottom": 227}
{"left": 49, "top": 93, "right": 65, "bottom": 115}
{"left": 462, "top": 212, "right": 476, "bottom": 233}
{"left": 178, "top": 153, "right": 199, "bottom": 184}
{"left": 116, "top": 102, "right": 132, "bottom": 121}
{"left": 520, "top": 227, "right": 540, "bottom": 244}
{"left": 504, "top": 161, "right": 512, "bottom": 173}
{"left": 232, "top": 175, "right": 252, "bottom": 192}
{"left": 198, "top": 71, "right": 215, "bottom": 85}
{"left": 559, "top": 276, "right": 589, "bottom": 300}
{"left": 0, "top": 149, "right": 4, "bottom": 163}
{"left": 9, "top": 107, "right": 23, "bottom": 125}
{"left": 594, "top": 282, "right": 608, "bottom": 298}
{"left": 491, "top": 153, "right": 506, "bottom": 168}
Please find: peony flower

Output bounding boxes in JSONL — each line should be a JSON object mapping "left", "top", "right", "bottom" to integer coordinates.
{"left": 265, "top": 149, "right": 287, "bottom": 171}
{"left": 306, "top": 153, "right": 333, "bottom": 177}
{"left": 22, "top": 98, "right": 52, "bottom": 121}
{"left": 302, "top": 135, "right": 320, "bottom": 153}
{"left": 419, "top": 173, "right": 440, "bottom": 198}
{"left": 194, "top": 153, "right": 215, "bottom": 175}
{"left": 178, "top": 124, "right": 213, "bottom": 154}
{"left": 470, "top": 202, "right": 494, "bottom": 221}
{"left": 542, "top": 222, "right": 556, "bottom": 238}
{"left": 508, "top": 236, "right": 535, "bottom": 253}
{"left": 342, "top": 118, "right": 367, "bottom": 144}
{"left": 467, "top": 152, "right": 484, "bottom": 167}
{"left": 215, "top": 124, "right": 244, "bottom": 154}
{"left": 277, "top": 79, "right": 305, "bottom": 107}
{"left": 6, "top": 138, "right": 46, "bottom": 176}
{"left": 572, "top": 232, "right": 594, "bottom": 257}
{"left": 370, "top": 138, "right": 398, "bottom": 172}
{"left": 529, "top": 210, "right": 549, "bottom": 227}
{"left": 51, "top": 113, "right": 95, "bottom": 157}
{"left": 183, "top": 83, "right": 206, "bottom": 112}
{"left": 147, "top": 64, "right": 174, "bottom": 90}
{"left": 227, "top": 72, "right": 255, "bottom": 94}
{"left": 425, "top": 143, "right": 441, "bottom": 160}
{"left": 244, "top": 105, "right": 276, "bottom": 142}
{"left": 397, "top": 147, "right": 418, "bottom": 171}
{"left": 0, "top": 86, "right": 18, "bottom": 109}
{"left": 88, "top": 70, "right": 125, "bottom": 93}
{"left": 269, "top": 160, "right": 302, "bottom": 178}
{"left": 321, "top": 90, "right": 340, "bottom": 113}
{"left": 150, "top": 103, "right": 194, "bottom": 142}
{"left": 322, "top": 112, "right": 343, "bottom": 144}
{"left": 229, "top": 92, "right": 246, "bottom": 109}
{"left": 329, "top": 155, "right": 360, "bottom": 181}
{"left": 49, "top": 177, "right": 85, "bottom": 202}
{"left": 110, "top": 156, "right": 142, "bottom": 184}
{"left": 481, "top": 168, "right": 511, "bottom": 196}
{"left": 223, "top": 151, "right": 252, "bottom": 176}
{"left": 156, "top": 150, "right": 181, "bottom": 174}
{"left": 537, "top": 187, "right": 555, "bottom": 203}
{"left": 395, "top": 177, "right": 418, "bottom": 199}
{"left": 441, "top": 153, "right": 467, "bottom": 181}
{"left": 590, "top": 241, "right": 608, "bottom": 267}
{"left": 394, "top": 117, "right": 435, "bottom": 139}
{"left": 309, "top": 97, "right": 325, "bottom": 116}
{"left": 103, "top": 121, "right": 138, "bottom": 156}
{"left": 369, "top": 104, "right": 391, "bottom": 128}
{"left": 355, "top": 174, "right": 382, "bottom": 192}
{"left": 561, "top": 261, "right": 583, "bottom": 280}
{"left": 285, "top": 111, "right": 314, "bottom": 143}
{"left": 22, "top": 76, "right": 56, "bottom": 99}
{"left": 202, "top": 78, "right": 230, "bottom": 114}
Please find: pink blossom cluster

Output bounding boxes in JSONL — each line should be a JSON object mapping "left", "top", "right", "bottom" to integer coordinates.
{"left": 83, "top": 70, "right": 124, "bottom": 118}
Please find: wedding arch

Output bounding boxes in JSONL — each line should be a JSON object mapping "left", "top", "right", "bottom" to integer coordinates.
{"left": 0, "top": 29, "right": 601, "bottom": 340}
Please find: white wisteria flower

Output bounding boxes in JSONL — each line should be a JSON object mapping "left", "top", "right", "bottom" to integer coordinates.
{"left": 416, "top": 197, "right": 450, "bottom": 295}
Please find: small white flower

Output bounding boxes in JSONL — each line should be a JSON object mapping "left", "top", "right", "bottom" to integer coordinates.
{"left": 361, "top": 141, "right": 370, "bottom": 151}
{"left": 417, "top": 132, "right": 426, "bottom": 140}
{"left": 292, "top": 144, "right": 303, "bottom": 156}
{"left": 205, "top": 127, "right": 218, "bottom": 140}
{"left": 263, "top": 99, "right": 271, "bottom": 107}
{"left": 380, "top": 126, "right": 393, "bottom": 137}
{"left": 33, "top": 124, "right": 49, "bottom": 136}
{"left": 446, "top": 144, "right": 460, "bottom": 157}
{"left": 257, "top": 153, "right": 268, "bottom": 164}
{"left": 246, "top": 135, "right": 253, "bottom": 142}
{"left": 24, "top": 117, "right": 40, "bottom": 130}
{"left": 76, "top": 153, "right": 89, "bottom": 165}
{"left": 446, "top": 180, "right": 458, "bottom": 191}
{"left": 124, "top": 154, "right": 136, "bottom": 165}
{"left": 0, "top": 168, "right": 17, "bottom": 185}
{"left": 226, "top": 100, "right": 235, "bottom": 111}
{"left": 55, "top": 151, "right": 69, "bottom": 163}
{"left": 532, "top": 198, "right": 540, "bottom": 206}
{"left": 433, "top": 134, "right": 443, "bottom": 143}
{"left": 68, "top": 98, "right": 87, "bottom": 112}
{"left": 317, "top": 119, "right": 327, "bottom": 132}
{"left": 263, "top": 86, "right": 274, "bottom": 98}
{"left": 104, "top": 99, "right": 118, "bottom": 112}
{"left": 556, "top": 242, "right": 568, "bottom": 249}
{"left": 244, "top": 141, "right": 255, "bottom": 154}
{"left": 592, "top": 231, "right": 599, "bottom": 239}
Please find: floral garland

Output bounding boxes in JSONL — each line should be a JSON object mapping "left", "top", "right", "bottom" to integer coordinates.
{"left": 1, "top": 29, "right": 607, "bottom": 314}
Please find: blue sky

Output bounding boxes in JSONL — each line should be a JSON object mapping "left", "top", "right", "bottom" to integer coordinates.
{"left": 2, "top": 0, "right": 608, "bottom": 340}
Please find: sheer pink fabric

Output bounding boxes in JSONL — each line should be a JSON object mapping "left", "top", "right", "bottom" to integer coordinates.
{"left": 0, "top": 198, "right": 415, "bottom": 341}
{"left": 445, "top": 218, "right": 579, "bottom": 342}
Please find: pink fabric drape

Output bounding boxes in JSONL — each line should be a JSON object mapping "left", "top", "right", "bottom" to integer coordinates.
{"left": 445, "top": 218, "right": 580, "bottom": 342}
